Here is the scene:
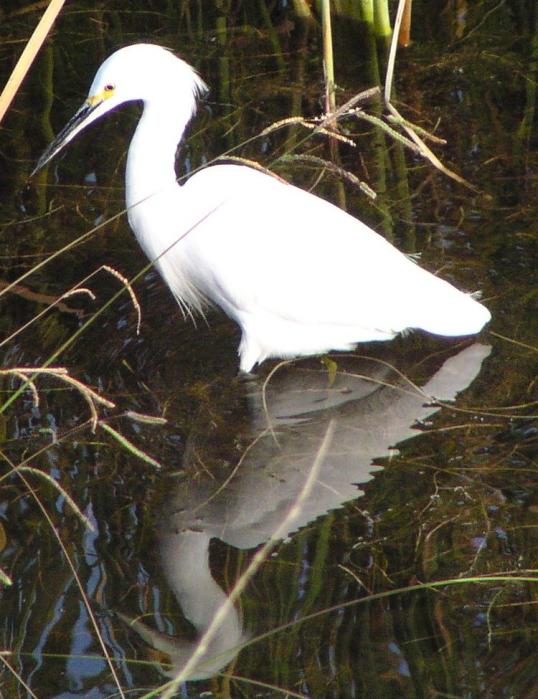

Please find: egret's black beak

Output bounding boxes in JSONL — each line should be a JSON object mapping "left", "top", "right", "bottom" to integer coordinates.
{"left": 31, "top": 99, "right": 101, "bottom": 177}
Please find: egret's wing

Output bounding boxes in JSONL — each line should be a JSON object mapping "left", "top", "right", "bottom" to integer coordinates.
{"left": 178, "top": 166, "right": 488, "bottom": 336}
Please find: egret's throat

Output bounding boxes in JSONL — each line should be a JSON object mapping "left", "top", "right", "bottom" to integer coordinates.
{"left": 126, "top": 101, "right": 191, "bottom": 208}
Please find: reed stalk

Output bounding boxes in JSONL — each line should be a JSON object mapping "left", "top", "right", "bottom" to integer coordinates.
{"left": 0, "top": 0, "right": 65, "bottom": 125}
{"left": 374, "top": 0, "right": 392, "bottom": 39}
{"left": 291, "top": 0, "right": 316, "bottom": 21}
{"left": 398, "top": 0, "right": 413, "bottom": 47}
{"left": 321, "top": 0, "right": 336, "bottom": 114}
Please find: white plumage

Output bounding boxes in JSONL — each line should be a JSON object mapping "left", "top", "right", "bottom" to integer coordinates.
{"left": 35, "top": 44, "right": 491, "bottom": 372}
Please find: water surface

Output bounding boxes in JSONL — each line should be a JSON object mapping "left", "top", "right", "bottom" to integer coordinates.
{"left": 0, "top": 3, "right": 537, "bottom": 697}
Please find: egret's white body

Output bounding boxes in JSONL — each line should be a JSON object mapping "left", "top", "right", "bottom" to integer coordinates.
{"left": 35, "top": 44, "right": 491, "bottom": 372}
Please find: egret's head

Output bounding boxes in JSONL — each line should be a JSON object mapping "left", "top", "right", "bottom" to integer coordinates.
{"left": 32, "top": 44, "right": 208, "bottom": 175}
{"left": 88, "top": 44, "right": 208, "bottom": 110}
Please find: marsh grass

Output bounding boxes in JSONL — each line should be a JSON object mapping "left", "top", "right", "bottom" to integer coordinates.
{"left": 0, "top": 1, "right": 536, "bottom": 698}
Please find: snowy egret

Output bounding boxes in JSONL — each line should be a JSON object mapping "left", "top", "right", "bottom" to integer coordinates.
{"left": 34, "top": 44, "right": 491, "bottom": 372}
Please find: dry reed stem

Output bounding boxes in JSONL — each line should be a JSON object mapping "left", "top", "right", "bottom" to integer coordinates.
{"left": 0, "top": 366, "right": 115, "bottom": 432}
{"left": 214, "top": 155, "right": 291, "bottom": 185}
{"left": 0, "top": 0, "right": 66, "bottom": 125}
{"left": 347, "top": 107, "right": 421, "bottom": 150}
{"left": 15, "top": 465, "right": 95, "bottom": 531}
{"left": 261, "top": 116, "right": 356, "bottom": 147}
{"left": 160, "top": 421, "right": 336, "bottom": 697}
{"left": 264, "top": 75, "right": 468, "bottom": 199}
{"left": 386, "top": 101, "right": 478, "bottom": 191}
{"left": 305, "top": 124, "right": 356, "bottom": 146}
{"left": 489, "top": 331, "right": 537, "bottom": 354}
{"left": 0, "top": 653, "right": 39, "bottom": 699}
{"left": 0, "top": 265, "right": 140, "bottom": 371}
{"left": 61, "top": 287, "right": 95, "bottom": 301}
{"left": 0, "top": 203, "right": 62, "bottom": 230}
{"left": 284, "top": 154, "right": 377, "bottom": 199}
{"left": 0, "top": 203, "right": 223, "bottom": 420}
{"left": 398, "top": 0, "right": 413, "bottom": 47}
{"left": 124, "top": 410, "right": 167, "bottom": 425}
{"left": 321, "top": 0, "right": 336, "bottom": 115}
{"left": 101, "top": 265, "right": 142, "bottom": 334}
{"left": 386, "top": 113, "right": 447, "bottom": 144}
{"left": 11, "top": 370, "right": 39, "bottom": 407}
{"left": 384, "top": 0, "right": 406, "bottom": 104}
{"left": 100, "top": 423, "right": 163, "bottom": 469}
{"left": 319, "top": 86, "right": 382, "bottom": 128}
{"left": 260, "top": 359, "right": 293, "bottom": 446}
{"left": 49, "top": 372, "right": 114, "bottom": 431}
{"left": 0, "top": 279, "right": 92, "bottom": 314}
{"left": 383, "top": 0, "right": 477, "bottom": 191}
{"left": 339, "top": 352, "right": 536, "bottom": 421}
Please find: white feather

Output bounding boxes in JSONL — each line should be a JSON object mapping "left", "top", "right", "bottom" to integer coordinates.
{"left": 37, "top": 44, "right": 491, "bottom": 373}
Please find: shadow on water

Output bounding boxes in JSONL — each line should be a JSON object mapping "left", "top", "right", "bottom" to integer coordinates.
{"left": 0, "top": 2, "right": 537, "bottom": 697}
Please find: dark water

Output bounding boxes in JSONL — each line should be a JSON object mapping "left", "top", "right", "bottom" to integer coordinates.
{"left": 0, "top": 2, "right": 537, "bottom": 697}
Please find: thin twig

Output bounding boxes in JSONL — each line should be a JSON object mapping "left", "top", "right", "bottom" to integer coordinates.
{"left": 261, "top": 116, "right": 356, "bottom": 147}
{"left": 101, "top": 265, "right": 142, "bottom": 335}
{"left": 386, "top": 101, "right": 479, "bottom": 190}
{"left": 348, "top": 107, "right": 421, "bottom": 151}
{"left": 283, "top": 154, "right": 376, "bottom": 199}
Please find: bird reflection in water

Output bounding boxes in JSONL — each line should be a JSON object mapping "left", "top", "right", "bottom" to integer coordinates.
{"left": 119, "top": 344, "right": 491, "bottom": 680}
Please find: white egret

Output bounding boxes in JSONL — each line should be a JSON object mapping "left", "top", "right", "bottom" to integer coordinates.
{"left": 34, "top": 44, "right": 491, "bottom": 372}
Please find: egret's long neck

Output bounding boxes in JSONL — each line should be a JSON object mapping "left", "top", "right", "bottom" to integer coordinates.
{"left": 125, "top": 100, "right": 191, "bottom": 208}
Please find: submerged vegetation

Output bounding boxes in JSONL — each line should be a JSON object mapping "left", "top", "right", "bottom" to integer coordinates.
{"left": 0, "top": 1, "right": 536, "bottom": 697}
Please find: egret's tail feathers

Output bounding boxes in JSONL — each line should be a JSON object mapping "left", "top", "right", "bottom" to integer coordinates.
{"left": 415, "top": 292, "right": 491, "bottom": 338}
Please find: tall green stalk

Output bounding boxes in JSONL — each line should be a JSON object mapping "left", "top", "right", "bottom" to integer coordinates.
{"left": 374, "top": 0, "right": 392, "bottom": 39}
{"left": 321, "top": 0, "right": 336, "bottom": 114}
